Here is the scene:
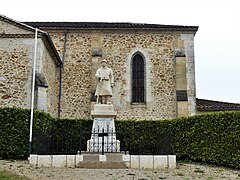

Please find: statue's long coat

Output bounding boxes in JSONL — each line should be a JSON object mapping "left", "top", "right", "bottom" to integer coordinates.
{"left": 95, "top": 67, "right": 114, "bottom": 96}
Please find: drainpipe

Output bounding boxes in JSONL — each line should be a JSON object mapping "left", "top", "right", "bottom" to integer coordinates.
{"left": 58, "top": 29, "right": 67, "bottom": 118}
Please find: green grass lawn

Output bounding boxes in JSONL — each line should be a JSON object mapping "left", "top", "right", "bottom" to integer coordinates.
{"left": 0, "top": 170, "right": 27, "bottom": 180}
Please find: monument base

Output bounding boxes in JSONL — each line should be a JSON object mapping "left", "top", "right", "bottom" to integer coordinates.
{"left": 87, "top": 139, "right": 120, "bottom": 153}
{"left": 91, "top": 104, "right": 117, "bottom": 117}
{"left": 87, "top": 104, "right": 120, "bottom": 153}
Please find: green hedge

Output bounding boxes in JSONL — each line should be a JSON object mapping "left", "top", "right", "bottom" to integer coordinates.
{"left": 0, "top": 107, "right": 93, "bottom": 158}
{"left": 115, "top": 119, "right": 172, "bottom": 154}
{"left": 0, "top": 107, "right": 240, "bottom": 169}
{"left": 0, "top": 107, "right": 53, "bottom": 159}
{"left": 171, "top": 111, "right": 240, "bottom": 168}
{"left": 50, "top": 118, "right": 92, "bottom": 154}
{"left": 115, "top": 112, "right": 240, "bottom": 168}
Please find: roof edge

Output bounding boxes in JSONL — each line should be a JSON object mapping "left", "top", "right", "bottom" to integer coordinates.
{"left": 23, "top": 21, "right": 199, "bottom": 32}
{"left": 196, "top": 98, "right": 240, "bottom": 112}
{"left": 0, "top": 14, "right": 46, "bottom": 34}
{"left": 0, "top": 14, "right": 62, "bottom": 65}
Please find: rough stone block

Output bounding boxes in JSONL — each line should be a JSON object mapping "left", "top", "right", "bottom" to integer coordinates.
{"left": 0, "top": 76, "right": 7, "bottom": 81}
{"left": 52, "top": 155, "right": 66, "bottom": 167}
{"left": 76, "top": 155, "right": 83, "bottom": 163}
{"left": 125, "top": 162, "right": 130, "bottom": 168}
{"left": 130, "top": 155, "right": 140, "bottom": 169}
{"left": 168, "top": 155, "right": 176, "bottom": 168}
{"left": 75, "top": 155, "right": 83, "bottom": 167}
{"left": 83, "top": 154, "right": 99, "bottom": 162}
{"left": 37, "top": 87, "right": 48, "bottom": 112}
{"left": 38, "top": 155, "right": 52, "bottom": 167}
{"left": 153, "top": 155, "right": 168, "bottom": 169}
{"left": 140, "top": 155, "right": 153, "bottom": 169}
{"left": 177, "top": 101, "right": 188, "bottom": 117}
{"left": 99, "top": 155, "right": 107, "bottom": 162}
{"left": 92, "top": 48, "right": 102, "bottom": 57}
{"left": 29, "top": 154, "right": 38, "bottom": 166}
{"left": 175, "top": 48, "right": 186, "bottom": 57}
{"left": 67, "top": 155, "right": 76, "bottom": 167}
{"left": 122, "top": 154, "right": 130, "bottom": 162}
{"left": 91, "top": 104, "right": 117, "bottom": 116}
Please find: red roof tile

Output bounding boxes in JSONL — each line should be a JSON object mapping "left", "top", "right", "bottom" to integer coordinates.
{"left": 196, "top": 98, "right": 240, "bottom": 111}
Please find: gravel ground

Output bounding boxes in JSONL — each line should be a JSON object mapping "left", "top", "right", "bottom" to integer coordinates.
{"left": 0, "top": 160, "right": 240, "bottom": 180}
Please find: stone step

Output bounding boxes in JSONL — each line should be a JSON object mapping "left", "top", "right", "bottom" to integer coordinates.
{"left": 81, "top": 152, "right": 127, "bottom": 161}
{"left": 76, "top": 162, "right": 128, "bottom": 169}
{"left": 105, "top": 154, "right": 123, "bottom": 162}
{"left": 81, "top": 153, "right": 125, "bottom": 162}
{"left": 82, "top": 154, "right": 99, "bottom": 162}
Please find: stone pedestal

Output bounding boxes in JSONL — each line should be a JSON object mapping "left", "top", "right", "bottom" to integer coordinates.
{"left": 87, "top": 104, "right": 120, "bottom": 152}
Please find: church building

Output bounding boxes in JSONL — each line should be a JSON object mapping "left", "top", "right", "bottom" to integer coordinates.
{"left": 0, "top": 14, "right": 199, "bottom": 120}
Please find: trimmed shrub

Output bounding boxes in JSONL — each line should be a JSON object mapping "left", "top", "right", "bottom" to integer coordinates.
{"left": 0, "top": 107, "right": 239, "bottom": 169}
{"left": 0, "top": 107, "right": 53, "bottom": 159}
{"left": 171, "top": 111, "right": 240, "bottom": 168}
{"left": 115, "top": 120, "right": 172, "bottom": 154}
{"left": 49, "top": 118, "right": 92, "bottom": 154}
{"left": 0, "top": 107, "right": 92, "bottom": 158}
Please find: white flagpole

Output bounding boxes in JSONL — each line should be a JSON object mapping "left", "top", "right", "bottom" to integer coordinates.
{"left": 29, "top": 28, "right": 38, "bottom": 155}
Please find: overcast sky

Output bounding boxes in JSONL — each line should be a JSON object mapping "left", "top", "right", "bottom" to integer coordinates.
{"left": 1, "top": 0, "right": 240, "bottom": 103}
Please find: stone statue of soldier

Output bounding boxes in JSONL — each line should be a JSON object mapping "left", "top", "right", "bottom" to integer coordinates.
{"left": 95, "top": 59, "right": 114, "bottom": 104}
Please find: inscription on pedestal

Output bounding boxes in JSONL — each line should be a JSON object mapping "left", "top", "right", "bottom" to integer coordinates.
{"left": 92, "top": 118, "right": 114, "bottom": 133}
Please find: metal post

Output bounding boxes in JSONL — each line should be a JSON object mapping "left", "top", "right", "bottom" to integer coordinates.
{"left": 107, "top": 125, "right": 109, "bottom": 152}
{"left": 51, "top": 121, "right": 54, "bottom": 154}
{"left": 29, "top": 28, "right": 38, "bottom": 155}
{"left": 111, "top": 128, "right": 113, "bottom": 152}
{"left": 115, "top": 128, "right": 117, "bottom": 152}
{"left": 79, "top": 129, "right": 82, "bottom": 155}
{"left": 97, "top": 126, "right": 99, "bottom": 153}
{"left": 93, "top": 128, "right": 95, "bottom": 153}
{"left": 124, "top": 127, "right": 127, "bottom": 155}
{"left": 102, "top": 128, "right": 104, "bottom": 155}
{"left": 88, "top": 136, "right": 91, "bottom": 153}
{"left": 65, "top": 134, "right": 68, "bottom": 154}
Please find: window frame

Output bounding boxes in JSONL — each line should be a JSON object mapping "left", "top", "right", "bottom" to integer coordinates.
{"left": 131, "top": 52, "right": 146, "bottom": 104}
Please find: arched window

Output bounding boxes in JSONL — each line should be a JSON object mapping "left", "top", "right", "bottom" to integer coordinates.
{"left": 132, "top": 53, "right": 145, "bottom": 103}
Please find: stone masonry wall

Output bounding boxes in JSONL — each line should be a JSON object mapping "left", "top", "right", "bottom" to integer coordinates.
{"left": 0, "top": 38, "right": 32, "bottom": 108}
{"left": 174, "top": 33, "right": 196, "bottom": 117}
{"left": 48, "top": 31, "right": 92, "bottom": 118}
{"left": 0, "top": 18, "right": 196, "bottom": 119}
{"left": 48, "top": 30, "right": 179, "bottom": 120}
{"left": 0, "top": 19, "right": 34, "bottom": 109}
{"left": 0, "top": 37, "right": 60, "bottom": 117}
{"left": 0, "top": 20, "right": 32, "bottom": 34}
{"left": 102, "top": 32, "right": 176, "bottom": 120}
{"left": 0, "top": 18, "right": 63, "bottom": 117}
{"left": 182, "top": 34, "right": 196, "bottom": 116}
{"left": 41, "top": 41, "right": 60, "bottom": 117}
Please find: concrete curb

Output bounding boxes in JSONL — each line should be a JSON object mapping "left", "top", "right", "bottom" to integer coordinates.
{"left": 29, "top": 154, "right": 176, "bottom": 169}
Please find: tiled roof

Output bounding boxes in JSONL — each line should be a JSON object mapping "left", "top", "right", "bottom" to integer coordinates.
{"left": 196, "top": 98, "right": 240, "bottom": 111}
{"left": 24, "top": 22, "right": 198, "bottom": 31}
